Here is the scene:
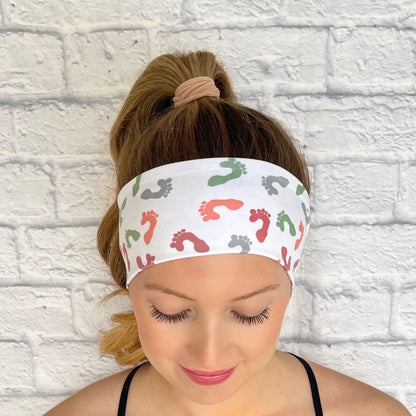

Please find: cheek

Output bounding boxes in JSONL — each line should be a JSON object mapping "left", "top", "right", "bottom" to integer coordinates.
{"left": 132, "top": 303, "right": 181, "bottom": 358}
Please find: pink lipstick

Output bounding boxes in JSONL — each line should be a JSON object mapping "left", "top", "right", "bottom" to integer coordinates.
{"left": 182, "top": 366, "right": 235, "bottom": 386}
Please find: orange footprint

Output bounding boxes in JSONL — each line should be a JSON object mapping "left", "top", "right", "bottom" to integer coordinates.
{"left": 198, "top": 199, "right": 244, "bottom": 221}
{"left": 141, "top": 210, "right": 159, "bottom": 245}
{"left": 294, "top": 221, "right": 304, "bottom": 250}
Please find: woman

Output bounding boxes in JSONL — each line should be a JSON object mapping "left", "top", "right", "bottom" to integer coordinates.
{"left": 44, "top": 50, "right": 410, "bottom": 416}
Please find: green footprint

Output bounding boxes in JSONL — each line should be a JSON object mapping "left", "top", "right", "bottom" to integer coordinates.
{"left": 132, "top": 174, "right": 142, "bottom": 197}
{"left": 208, "top": 158, "right": 247, "bottom": 186}
{"left": 125, "top": 229, "right": 140, "bottom": 248}
{"left": 276, "top": 211, "right": 296, "bottom": 236}
{"left": 296, "top": 184, "right": 305, "bottom": 195}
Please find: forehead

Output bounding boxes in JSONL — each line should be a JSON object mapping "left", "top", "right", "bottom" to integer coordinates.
{"left": 129, "top": 253, "right": 287, "bottom": 296}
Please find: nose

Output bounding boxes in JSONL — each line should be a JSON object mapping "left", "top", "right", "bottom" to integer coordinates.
{"left": 187, "top": 313, "right": 230, "bottom": 368}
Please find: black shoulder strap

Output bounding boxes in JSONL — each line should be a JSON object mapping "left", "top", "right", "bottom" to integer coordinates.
{"left": 117, "top": 362, "right": 147, "bottom": 416}
{"left": 288, "top": 353, "right": 323, "bottom": 416}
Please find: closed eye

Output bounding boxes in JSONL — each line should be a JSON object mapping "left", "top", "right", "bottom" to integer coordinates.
{"left": 149, "top": 305, "right": 270, "bottom": 326}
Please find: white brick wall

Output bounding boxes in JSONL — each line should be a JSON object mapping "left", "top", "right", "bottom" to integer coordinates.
{"left": 1, "top": 1, "right": 415, "bottom": 414}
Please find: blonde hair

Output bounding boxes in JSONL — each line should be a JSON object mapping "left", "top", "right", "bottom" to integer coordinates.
{"left": 97, "top": 49, "right": 310, "bottom": 366}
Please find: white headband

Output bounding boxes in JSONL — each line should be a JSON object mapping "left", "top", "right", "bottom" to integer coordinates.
{"left": 117, "top": 157, "right": 311, "bottom": 289}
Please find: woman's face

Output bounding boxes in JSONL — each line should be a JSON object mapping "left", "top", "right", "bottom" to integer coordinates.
{"left": 128, "top": 253, "right": 291, "bottom": 412}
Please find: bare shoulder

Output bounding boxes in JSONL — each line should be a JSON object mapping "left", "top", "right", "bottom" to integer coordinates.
{"left": 304, "top": 357, "right": 411, "bottom": 416}
{"left": 42, "top": 367, "right": 135, "bottom": 416}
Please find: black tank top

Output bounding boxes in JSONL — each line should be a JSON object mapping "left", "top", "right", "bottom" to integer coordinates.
{"left": 117, "top": 352, "right": 323, "bottom": 416}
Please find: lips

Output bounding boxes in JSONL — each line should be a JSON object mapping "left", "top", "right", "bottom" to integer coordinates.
{"left": 181, "top": 365, "right": 236, "bottom": 386}
{"left": 187, "top": 368, "right": 233, "bottom": 376}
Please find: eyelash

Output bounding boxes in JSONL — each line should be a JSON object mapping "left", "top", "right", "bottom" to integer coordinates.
{"left": 149, "top": 305, "right": 271, "bottom": 326}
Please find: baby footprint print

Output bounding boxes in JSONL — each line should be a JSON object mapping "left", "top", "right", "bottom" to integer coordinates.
{"left": 249, "top": 208, "right": 271, "bottom": 243}
{"left": 276, "top": 210, "right": 296, "bottom": 236}
{"left": 301, "top": 202, "right": 311, "bottom": 225}
{"left": 281, "top": 246, "right": 292, "bottom": 272}
{"left": 132, "top": 174, "right": 142, "bottom": 197}
{"left": 208, "top": 158, "right": 247, "bottom": 186}
{"left": 228, "top": 234, "right": 252, "bottom": 253}
{"left": 141, "top": 210, "right": 159, "bottom": 244}
{"left": 296, "top": 184, "right": 305, "bottom": 195}
{"left": 170, "top": 229, "right": 210, "bottom": 253}
{"left": 261, "top": 175, "right": 289, "bottom": 195}
{"left": 294, "top": 221, "right": 304, "bottom": 250}
{"left": 125, "top": 229, "right": 140, "bottom": 248}
{"left": 198, "top": 199, "right": 244, "bottom": 221}
{"left": 120, "top": 243, "right": 131, "bottom": 272}
{"left": 141, "top": 178, "right": 173, "bottom": 199}
{"left": 136, "top": 253, "right": 156, "bottom": 271}
{"left": 293, "top": 259, "right": 300, "bottom": 272}
{"left": 119, "top": 197, "right": 127, "bottom": 227}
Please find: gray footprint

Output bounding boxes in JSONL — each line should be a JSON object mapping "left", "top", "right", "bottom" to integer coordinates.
{"left": 141, "top": 178, "right": 173, "bottom": 199}
{"left": 301, "top": 202, "right": 311, "bottom": 225}
{"left": 119, "top": 197, "right": 127, "bottom": 226}
{"left": 261, "top": 175, "right": 289, "bottom": 195}
{"left": 228, "top": 234, "right": 252, "bottom": 253}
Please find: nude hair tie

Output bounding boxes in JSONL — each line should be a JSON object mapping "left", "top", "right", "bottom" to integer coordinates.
{"left": 173, "top": 76, "right": 220, "bottom": 107}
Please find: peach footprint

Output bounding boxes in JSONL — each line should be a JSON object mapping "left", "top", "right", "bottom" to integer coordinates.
{"left": 198, "top": 199, "right": 244, "bottom": 221}
{"left": 141, "top": 210, "right": 159, "bottom": 244}
{"left": 170, "top": 229, "right": 210, "bottom": 253}
{"left": 249, "top": 208, "right": 271, "bottom": 242}
{"left": 294, "top": 221, "right": 304, "bottom": 250}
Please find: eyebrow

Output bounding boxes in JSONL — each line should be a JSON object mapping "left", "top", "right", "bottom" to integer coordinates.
{"left": 144, "top": 283, "right": 280, "bottom": 302}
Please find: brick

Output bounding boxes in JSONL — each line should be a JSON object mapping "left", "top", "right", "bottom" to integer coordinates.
{"left": 156, "top": 27, "right": 327, "bottom": 91}
{"left": 0, "top": 287, "right": 73, "bottom": 338}
{"left": 20, "top": 226, "right": 108, "bottom": 284}
{"left": 280, "top": 284, "right": 314, "bottom": 339}
{"left": 396, "top": 162, "right": 416, "bottom": 221}
{"left": 265, "top": 97, "right": 307, "bottom": 149}
{"left": 5, "top": 0, "right": 182, "bottom": 25}
{"left": 314, "top": 162, "right": 397, "bottom": 223}
{"left": 181, "top": 0, "right": 285, "bottom": 21}
{"left": 14, "top": 101, "right": 120, "bottom": 155}
{"left": 0, "top": 106, "right": 15, "bottom": 155}
{"left": 0, "top": 342, "right": 33, "bottom": 394}
{"left": 397, "top": 287, "right": 416, "bottom": 338}
{"left": 0, "top": 32, "right": 64, "bottom": 95}
{"left": 0, "top": 228, "right": 18, "bottom": 280}
{"left": 5, "top": 0, "right": 121, "bottom": 26}
{"left": 404, "top": 391, "right": 416, "bottom": 415}
{"left": 72, "top": 283, "right": 131, "bottom": 339}
{"left": 303, "top": 224, "right": 416, "bottom": 281}
{"left": 35, "top": 340, "right": 122, "bottom": 392}
{"left": 0, "top": 163, "right": 54, "bottom": 219}
{"left": 281, "top": 342, "right": 415, "bottom": 388}
{"left": 120, "top": 0, "right": 181, "bottom": 22}
{"left": 285, "top": 0, "right": 416, "bottom": 25}
{"left": 67, "top": 30, "right": 149, "bottom": 92}
{"left": 0, "top": 395, "right": 69, "bottom": 416}
{"left": 329, "top": 28, "right": 415, "bottom": 93}
{"left": 57, "top": 163, "right": 114, "bottom": 220}
{"left": 295, "top": 95, "right": 416, "bottom": 163}
{"left": 313, "top": 287, "right": 391, "bottom": 339}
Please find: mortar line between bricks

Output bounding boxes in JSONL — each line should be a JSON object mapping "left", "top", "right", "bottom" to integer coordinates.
{"left": 1, "top": 90, "right": 416, "bottom": 105}
{"left": 0, "top": 0, "right": 4, "bottom": 26}
{"left": 157, "top": 20, "right": 416, "bottom": 32}
{"left": 61, "top": 33, "right": 72, "bottom": 96}
{"left": 1, "top": 155, "right": 415, "bottom": 169}
{"left": 1, "top": 218, "right": 416, "bottom": 229}
{"left": 279, "top": 337, "right": 415, "bottom": 346}
{"left": 2, "top": 18, "right": 416, "bottom": 33}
